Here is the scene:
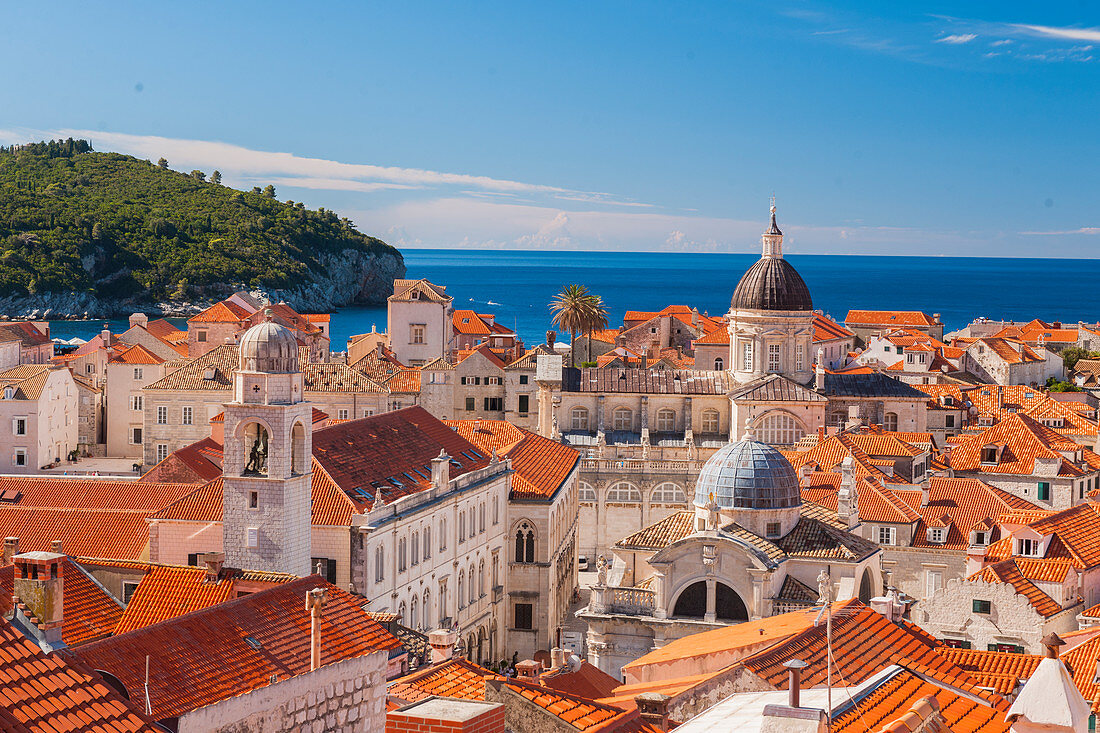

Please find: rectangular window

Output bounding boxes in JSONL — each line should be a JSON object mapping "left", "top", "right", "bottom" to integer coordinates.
{"left": 156, "top": 406, "right": 167, "bottom": 425}
{"left": 133, "top": 367, "right": 144, "bottom": 380}
{"left": 411, "top": 325, "right": 425, "bottom": 344}
{"left": 197, "top": 331, "right": 208, "bottom": 342}
{"left": 796, "top": 344, "right": 804, "bottom": 372}
{"left": 878, "top": 526, "right": 896, "bottom": 545}
{"left": 86, "top": 363, "right": 94, "bottom": 374}
{"left": 465, "top": 397, "right": 476, "bottom": 411}
{"left": 1038, "top": 482, "right": 1051, "bottom": 501}
{"left": 765, "top": 522, "right": 780, "bottom": 538}
{"left": 767, "top": 343, "right": 781, "bottom": 373}
{"left": 742, "top": 341, "right": 753, "bottom": 371}
{"left": 122, "top": 581, "right": 140, "bottom": 604}
{"left": 519, "top": 375, "right": 529, "bottom": 385}
{"left": 338, "top": 409, "right": 349, "bottom": 420}
{"left": 1018, "top": 538, "right": 1040, "bottom": 557}
{"left": 484, "top": 397, "right": 503, "bottom": 411}
{"left": 13, "top": 449, "right": 26, "bottom": 466}
{"left": 945, "top": 415, "right": 955, "bottom": 428}
{"left": 11, "top": 418, "right": 25, "bottom": 436}
{"left": 514, "top": 603, "right": 533, "bottom": 630}
{"left": 182, "top": 406, "right": 193, "bottom": 425}
{"left": 131, "top": 395, "right": 143, "bottom": 411}
{"left": 981, "top": 446, "right": 998, "bottom": 464}
{"left": 249, "top": 490, "right": 259, "bottom": 509}
{"left": 973, "top": 599, "right": 991, "bottom": 614}
{"left": 132, "top": 427, "right": 143, "bottom": 445}
{"left": 156, "top": 444, "right": 168, "bottom": 462}
{"left": 925, "top": 570, "right": 943, "bottom": 598}
{"left": 518, "top": 395, "right": 529, "bottom": 414}
{"left": 310, "top": 557, "right": 337, "bottom": 583}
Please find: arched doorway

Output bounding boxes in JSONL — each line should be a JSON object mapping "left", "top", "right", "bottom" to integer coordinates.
{"left": 859, "top": 568, "right": 874, "bottom": 604}
{"left": 672, "top": 581, "right": 749, "bottom": 622}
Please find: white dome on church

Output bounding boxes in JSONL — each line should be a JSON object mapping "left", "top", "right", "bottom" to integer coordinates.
{"left": 239, "top": 317, "right": 299, "bottom": 373}
{"left": 693, "top": 434, "right": 801, "bottom": 511}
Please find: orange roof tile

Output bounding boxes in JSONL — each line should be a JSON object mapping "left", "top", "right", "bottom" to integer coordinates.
{"left": 447, "top": 420, "right": 579, "bottom": 501}
{"left": 388, "top": 658, "right": 494, "bottom": 702}
{"left": 615, "top": 511, "right": 696, "bottom": 550}
{"left": 109, "top": 343, "right": 165, "bottom": 365}
{"left": 0, "top": 364, "right": 52, "bottom": 399}
{"left": 693, "top": 328, "right": 730, "bottom": 345}
{"left": 949, "top": 413, "right": 1100, "bottom": 477}
{"left": 68, "top": 577, "right": 401, "bottom": 721}
{"left": 501, "top": 678, "right": 640, "bottom": 732}
{"left": 140, "top": 436, "right": 224, "bottom": 484}
{"left": 187, "top": 299, "right": 253, "bottom": 323}
{"left": 1059, "top": 635, "right": 1100, "bottom": 711}
{"left": 937, "top": 647, "right": 1042, "bottom": 682}
{"left": 0, "top": 558, "right": 124, "bottom": 646}
{"left": 986, "top": 501, "right": 1100, "bottom": 570}
{"left": 304, "top": 313, "right": 331, "bottom": 323}
{"left": 0, "top": 616, "right": 162, "bottom": 732}
{"left": 0, "top": 506, "right": 154, "bottom": 559}
{"left": 969, "top": 559, "right": 1063, "bottom": 617}
{"left": 112, "top": 565, "right": 235, "bottom": 635}
{"left": 0, "top": 475, "right": 198, "bottom": 512}
{"left": 846, "top": 310, "right": 937, "bottom": 327}
{"left": 540, "top": 661, "right": 622, "bottom": 700}
{"left": 383, "top": 368, "right": 422, "bottom": 393}
{"left": 813, "top": 313, "right": 855, "bottom": 341}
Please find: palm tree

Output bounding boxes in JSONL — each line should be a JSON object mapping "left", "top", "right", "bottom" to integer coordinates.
{"left": 585, "top": 295, "right": 609, "bottom": 365}
{"left": 549, "top": 285, "right": 594, "bottom": 367}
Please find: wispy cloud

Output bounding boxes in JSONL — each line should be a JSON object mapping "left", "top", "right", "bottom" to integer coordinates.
{"left": 990, "top": 39, "right": 1013, "bottom": 46}
{"left": 1013, "top": 24, "right": 1100, "bottom": 43}
{"left": 936, "top": 33, "right": 977, "bottom": 44}
{"left": 1021, "top": 227, "right": 1100, "bottom": 236}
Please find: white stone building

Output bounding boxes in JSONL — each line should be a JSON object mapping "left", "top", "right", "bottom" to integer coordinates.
{"left": 0, "top": 365, "right": 78, "bottom": 471}
{"left": 387, "top": 278, "right": 454, "bottom": 367}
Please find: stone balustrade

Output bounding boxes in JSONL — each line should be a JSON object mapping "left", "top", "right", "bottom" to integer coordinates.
{"left": 589, "top": 584, "right": 657, "bottom": 616}
{"left": 580, "top": 458, "right": 701, "bottom": 473}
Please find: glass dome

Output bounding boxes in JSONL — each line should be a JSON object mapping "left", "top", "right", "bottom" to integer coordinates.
{"left": 693, "top": 437, "right": 801, "bottom": 510}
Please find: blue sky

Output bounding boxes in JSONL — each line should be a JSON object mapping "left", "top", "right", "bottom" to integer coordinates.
{"left": 2, "top": 1, "right": 1098, "bottom": 257}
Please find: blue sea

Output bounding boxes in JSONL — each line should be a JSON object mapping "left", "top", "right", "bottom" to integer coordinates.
{"left": 46, "top": 250, "right": 1100, "bottom": 349}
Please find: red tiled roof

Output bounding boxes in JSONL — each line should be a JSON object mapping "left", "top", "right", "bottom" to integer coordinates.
{"left": 0, "top": 616, "right": 161, "bottom": 732}
{"left": 388, "top": 658, "right": 494, "bottom": 703}
{"left": 311, "top": 406, "right": 489, "bottom": 510}
{"left": 949, "top": 413, "right": 1100, "bottom": 477}
{"left": 113, "top": 565, "right": 236, "bottom": 635}
{"left": 383, "top": 368, "right": 422, "bottom": 393}
{"left": 0, "top": 558, "right": 124, "bottom": 646}
{"left": 0, "top": 506, "right": 154, "bottom": 559}
{"left": 1062, "top": 635, "right": 1100, "bottom": 711}
{"left": 446, "top": 420, "right": 579, "bottom": 501}
{"left": 845, "top": 310, "right": 937, "bottom": 327}
{"left": 813, "top": 313, "right": 855, "bottom": 341}
{"left": 986, "top": 501, "right": 1100, "bottom": 570}
{"left": 693, "top": 328, "right": 730, "bottom": 345}
{"left": 109, "top": 343, "right": 165, "bottom": 365}
{"left": 453, "top": 309, "right": 495, "bottom": 336}
{"left": 937, "top": 647, "right": 1042, "bottom": 684}
{"left": 0, "top": 321, "right": 52, "bottom": 346}
{"left": 68, "top": 577, "right": 402, "bottom": 721}
{"left": 187, "top": 300, "right": 252, "bottom": 323}
{"left": 304, "top": 313, "right": 331, "bottom": 323}
{"left": 140, "top": 436, "right": 224, "bottom": 484}
{"left": 969, "top": 559, "right": 1063, "bottom": 617}
{"left": 540, "top": 661, "right": 622, "bottom": 700}
{"left": 501, "top": 678, "right": 643, "bottom": 732}
{"left": 0, "top": 476, "right": 198, "bottom": 512}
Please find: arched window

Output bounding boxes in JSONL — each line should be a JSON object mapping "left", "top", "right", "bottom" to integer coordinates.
{"left": 440, "top": 518, "right": 447, "bottom": 551}
{"left": 651, "top": 482, "right": 687, "bottom": 503}
{"left": 398, "top": 538, "right": 406, "bottom": 572}
{"left": 458, "top": 511, "right": 466, "bottom": 543}
{"left": 438, "top": 582, "right": 448, "bottom": 625}
{"left": 515, "top": 522, "right": 536, "bottom": 563}
{"left": 291, "top": 421, "right": 307, "bottom": 475}
{"left": 479, "top": 560, "right": 485, "bottom": 597}
{"left": 755, "top": 413, "right": 804, "bottom": 446}
{"left": 606, "top": 482, "right": 642, "bottom": 502}
{"left": 422, "top": 589, "right": 431, "bottom": 628}
{"left": 410, "top": 595, "right": 419, "bottom": 630}
{"left": 424, "top": 526, "right": 431, "bottom": 559}
{"left": 468, "top": 566, "right": 476, "bottom": 604}
{"left": 884, "top": 412, "right": 899, "bottom": 432}
{"left": 714, "top": 357, "right": 724, "bottom": 371}
{"left": 612, "top": 407, "right": 633, "bottom": 431}
{"left": 458, "top": 573, "right": 465, "bottom": 609}
{"left": 578, "top": 482, "right": 597, "bottom": 502}
{"left": 700, "top": 409, "right": 720, "bottom": 434}
{"left": 398, "top": 600, "right": 407, "bottom": 622}
{"left": 411, "top": 532, "right": 419, "bottom": 566}
{"left": 241, "top": 422, "right": 270, "bottom": 476}
{"left": 374, "top": 546, "right": 385, "bottom": 583}
{"left": 479, "top": 503, "right": 486, "bottom": 533}
{"left": 492, "top": 555, "right": 499, "bottom": 588}
{"left": 571, "top": 406, "right": 589, "bottom": 431}
{"left": 655, "top": 408, "right": 676, "bottom": 432}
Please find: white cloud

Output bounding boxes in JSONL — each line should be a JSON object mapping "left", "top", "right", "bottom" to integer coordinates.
{"left": 990, "top": 39, "right": 1013, "bottom": 46}
{"left": 936, "top": 33, "right": 977, "bottom": 44}
{"left": 1013, "top": 24, "right": 1100, "bottom": 43}
{"left": 1020, "top": 227, "right": 1100, "bottom": 235}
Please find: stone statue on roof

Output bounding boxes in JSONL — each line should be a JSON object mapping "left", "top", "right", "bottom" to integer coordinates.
{"left": 817, "top": 569, "right": 833, "bottom": 604}
{"left": 596, "top": 554, "right": 608, "bottom": 586}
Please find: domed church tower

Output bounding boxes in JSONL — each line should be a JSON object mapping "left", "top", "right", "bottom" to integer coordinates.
{"left": 728, "top": 202, "right": 815, "bottom": 385}
{"left": 221, "top": 312, "right": 313, "bottom": 577}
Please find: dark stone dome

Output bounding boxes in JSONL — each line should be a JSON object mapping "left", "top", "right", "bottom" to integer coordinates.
{"left": 730, "top": 257, "right": 813, "bottom": 312}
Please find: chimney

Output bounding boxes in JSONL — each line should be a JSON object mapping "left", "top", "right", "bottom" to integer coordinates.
{"left": 2, "top": 537, "right": 17, "bottom": 565}
{"left": 546, "top": 330, "right": 556, "bottom": 348}
{"left": 550, "top": 647, "right": 567, "bottom": 670}
{"left": 431, "top": 450, "right": 451, "bottom": 489}
{"left": 428, "top": 628, "right": 457, "bottom": 664}
{"left": 838, "top": 457, "right": 859, "bottom": 529}
{"left": 12, "top": 551, "right": 65, "bottom": 644}
{"left": 997, "top": 385, "right": 1004, "bottom": 410}
{"left": 814, "top": 349, "right": 826, "bottom": 390}
{"left": 128, "top": 313, "right": 148, "bottom": 329}
{"left": 515, "top": 659, "right": 541, "bottom": 679}
{"left": 634, "top": 693, "right": 671, "bottom": 733}
{"left": 933, "top": 313, "right": 942, "bottom": 324}
{"left": 100, "top": 323, "right": 111, "bottom": 343}
{"left": 845, "top": 405, "right": 861, "bottom": 430}
{"left": 203, "top": 551, "right": 225, "bottom": 583}
{"left": 761, "top": 657, "right": 826, "bottom": 733}
{"left": 920, "top": 478, "right": 931, "bottom": 508}
{"left": 49, "top": 539, "right": 62, "bottom": 555}
{"left": 306, "top": 587, "right": 328, "bottom": 671}
{"left": 785, "top": 659, "right": 808, "bottom": 708}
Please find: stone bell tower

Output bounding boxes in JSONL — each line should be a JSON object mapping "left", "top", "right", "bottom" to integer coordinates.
{"left": 221, "top": 313, "right": 313, "bottom": 577}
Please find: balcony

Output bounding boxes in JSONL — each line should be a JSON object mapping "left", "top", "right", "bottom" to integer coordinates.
{"left": 589, "top": 585, "right": 656, "bottom": 616}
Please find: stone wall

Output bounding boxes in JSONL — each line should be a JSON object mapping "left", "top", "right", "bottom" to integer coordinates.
{"left": 177, "top": 647, "right": 387, "bottom": 733}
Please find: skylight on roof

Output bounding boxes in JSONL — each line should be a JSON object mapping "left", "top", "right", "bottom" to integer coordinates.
{"left": 244, "top": 636, "right": 262, "bottom": 650}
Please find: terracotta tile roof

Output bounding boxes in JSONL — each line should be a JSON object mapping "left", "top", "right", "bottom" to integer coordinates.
{"left": 1058, "top": 635, "right": 1100, "bottom": 711}
{"left": 813, "top": 313, "right": 855, "bottom": 341}
{"left": 501, "top": 678, "right": 642, "bottom": 732}
{"left": 900, "top": 478, "right": 1039, "bottom": 551}
{"left": 392, "top": 278, "right": 451, "bottom": 303}
{"left": 388, "top": 658, "right": 494, "bottom": 703}
{"left": 729, "top": 373, "right": 828, "bottom": 402}
{"left": 0, "top": 321, "right": 52, "bottom": 346}
{"left": 563, "top": 368, "right": 735, "bottom": 394}
{"left": 505, "top": 344, "right": 555, "bottom": 370}
{"left": 968, "top": 559, "right": 1063, "bottom": 617}
{"left": 587, "top": 328, "right": 622, "bottom": 345}
{"left": 383, "top": 368, "right": 423, "bottom": 393}
{"left": 67, "top": 577, "right": 401, "bottom": 721}
{"left": 948, "top": 413, "right": 1100, "bottom": 477}
{"left": 846, "top": 432, "right": 924, "bottom": 458}
{"left": 937, "top": 647, "right": 1042, "bottom": 683}
{"left": 692, "top": 327, "right": 730, "bottom": 345}
{"left": 144, "top": 343, "right": 238, "bottom": 390}
{"left": 831, "top": 668, "right": 1009, "bottom": 733}
{"left": 0, "top": 364, "right": 51, "bottom": 400}
{"left": 446, "top": 420, "right": 579, "bottom": 501}
{"left": 540, "top": 661, "right": 624, "bottom": 700}
{"left": 614, "top": 511, "right": 695, "bottom": 550}
{"left": 0, "top": 476, "right": 197, "bottom": 512}
{"left": 113, "top": 565, "right": 235, "bottom": 635}
{"left": 741, "top": 601, "right": 988, "bottom": 695}
{"left": 453, "top": 309, "right": 497, "bottom": 336}
{"left": 776, "top": 516, "right": 880, "bottom": 561}
{"left": 145, "top": 318, "right": 184, "bottom": 341}
{"left": 0, "top": 506, "right": 154, "bottom": 559}
{"left": 312, "top": 406, "right": 489, "bottom": 510}
{"left": 140, "top": 436, "right": 224, "bottom": 484}
{"left": 302, "top": 362, "right": 386, "bottom": 393}
{"left": 845, "top": 310, "right": 937, "bottom": 327}
{"left": 109, "top": 343, "right": 165, "bottom": 365}
{"left": 350, "top": 346, "right": 406, "bottom": 381}
{"left": 986, "top": 501, "right": 1100, "bottom": 569}
{"left": 777, "top": 574, "right": 819, "bottom": 603}
{"left": 0, "top": 558, "right": 124, "bottom": 646}
{"left": 788, "top": 432, "right": 906, "bottom": 483}
{"left": 304, "top": 313, "right": 330, "bottom": 323}
{"left": 0, "top": 616, "right": 162, "bottom": 732}
{"left": 187, "top": 299, "right": 252, "bottom": 323}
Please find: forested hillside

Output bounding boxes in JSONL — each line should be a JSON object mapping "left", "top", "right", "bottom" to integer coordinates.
{"left": 0, "top": 139, "right": 403, "bottom": 311}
